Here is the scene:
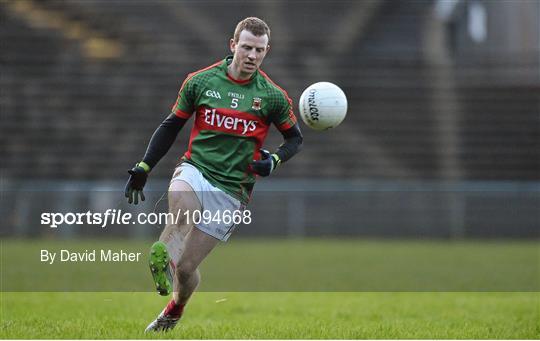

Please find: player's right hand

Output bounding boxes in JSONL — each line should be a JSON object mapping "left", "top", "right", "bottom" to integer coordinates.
{"left": 125, "top": 163, "right": 149, "bottom": 204}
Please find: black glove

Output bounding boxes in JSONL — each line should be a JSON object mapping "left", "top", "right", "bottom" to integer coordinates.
{"left": 124, "top": 163, "right": 149, "bottom": 204}
{"left": 250, "top": 149, "right": 281, "bottom": 177}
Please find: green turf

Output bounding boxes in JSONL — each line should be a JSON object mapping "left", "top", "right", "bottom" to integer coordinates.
{"left": 1, "top": 292, "right": 537, "bottom": 339}
{"left": 1, "top": 239, "right": 538, "bottom": 291}
{"left": 1, "top": 238, "right": 538, "bottom": 338}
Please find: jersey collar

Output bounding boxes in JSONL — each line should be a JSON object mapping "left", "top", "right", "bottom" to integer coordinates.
{"left": 224, "top": 55, "right": 258, "bottom": 84}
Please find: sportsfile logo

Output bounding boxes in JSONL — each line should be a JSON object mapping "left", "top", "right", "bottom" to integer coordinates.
{"left": 203, "top": 108, "right": 257, "bottom": 135}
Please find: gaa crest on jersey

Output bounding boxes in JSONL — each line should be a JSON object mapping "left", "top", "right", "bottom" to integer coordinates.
{"left": 251, "top": 97, "right": 262, "bottom": 111}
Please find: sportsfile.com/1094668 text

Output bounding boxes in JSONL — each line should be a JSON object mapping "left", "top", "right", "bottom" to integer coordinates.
{"left": 40, "top": 209, "right": 251, "bottom": 228}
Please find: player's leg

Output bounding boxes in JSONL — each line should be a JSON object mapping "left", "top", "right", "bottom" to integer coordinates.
{"left": 146, "top": 163, "right": 237, "bottom": 332}
{"left": 145, "top": 226, "right": 219, "bottom": 333}
{"left": 170, "top": 182, "right": 241, "bottom": 306}
{"left": 163, "top": 166, "right": 202, "bottom": 256}
{"left": 145, "top": 179, "right": 205, "bottom": 332}
{"left": 149, "top": 178, "right": 200, "bottom": 296}
{"left": 173, "top": 225, "right": 220, "bottom": 305}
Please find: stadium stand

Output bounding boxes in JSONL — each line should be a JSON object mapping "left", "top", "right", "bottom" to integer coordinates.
{"left": 1, "top": 0, "right": 538, "bottom": 181}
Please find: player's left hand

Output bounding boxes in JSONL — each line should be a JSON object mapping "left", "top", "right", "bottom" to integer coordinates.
{"left": 250, "top": 149, "right": 280, "bottom": 177}
{"left": 124, "top": 163, "right": 149, "bottom": 204}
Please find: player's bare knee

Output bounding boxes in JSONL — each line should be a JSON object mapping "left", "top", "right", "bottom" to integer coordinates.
{"left": 176, "top": 268, "right": 192, "bottom": 284}
{"left": 177, "top": 259, "right": 198, "bottom": 278}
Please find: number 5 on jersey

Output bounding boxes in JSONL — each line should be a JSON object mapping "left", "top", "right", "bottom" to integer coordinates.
{"left": 231, "top": 98, "right": 239, "bottom": 109}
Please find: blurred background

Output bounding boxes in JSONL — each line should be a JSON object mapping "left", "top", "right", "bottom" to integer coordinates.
{"left": 1, "top": 0, "right": 539, "bottom": 239}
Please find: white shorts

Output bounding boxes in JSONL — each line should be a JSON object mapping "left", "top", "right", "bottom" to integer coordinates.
{"left": 170, "top": 162, "right": 243, "bottom": 241}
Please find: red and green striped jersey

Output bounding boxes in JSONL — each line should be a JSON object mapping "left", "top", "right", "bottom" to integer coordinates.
{"left": 171, "top": 56, "right": 297, "bottom": 204}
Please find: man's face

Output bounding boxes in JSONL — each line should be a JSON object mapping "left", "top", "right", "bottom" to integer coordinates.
{"left": 230, "top": 30, "right": 269, "bottom": 76}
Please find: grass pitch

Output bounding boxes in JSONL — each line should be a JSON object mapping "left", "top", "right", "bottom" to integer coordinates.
{"left": 1, "top": 238, "right": 538, "bottom": 338}
{"left": 2, "top": 238, "right": 537, "bottom": 291}
{"left": 1, "top": 292, "right": 537, "bottom": 339}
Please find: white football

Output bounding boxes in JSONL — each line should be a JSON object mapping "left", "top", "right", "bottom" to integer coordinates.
{"left": 298, "top": 82, "right": 347, "bottom": 130}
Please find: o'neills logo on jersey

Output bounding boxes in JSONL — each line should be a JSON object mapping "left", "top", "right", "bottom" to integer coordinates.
{"left": 203, "top": 108, "right": 257, "bottom": 135}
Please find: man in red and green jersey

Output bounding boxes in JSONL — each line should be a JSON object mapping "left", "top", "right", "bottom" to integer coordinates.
{"left": 124, "top": 17, "right": 303, "bottom": 332}
{"left": 171, "top": 53, "right": 298, "bottom": 203}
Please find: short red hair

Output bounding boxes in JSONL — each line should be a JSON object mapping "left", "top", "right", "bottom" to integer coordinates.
{"left": 233, "top": 17, "right": 271, "bottom": 43}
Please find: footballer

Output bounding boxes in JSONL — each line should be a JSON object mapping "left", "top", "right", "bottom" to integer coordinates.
{"left": 124, "top": 17, "right": 303, "bottom": 332}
